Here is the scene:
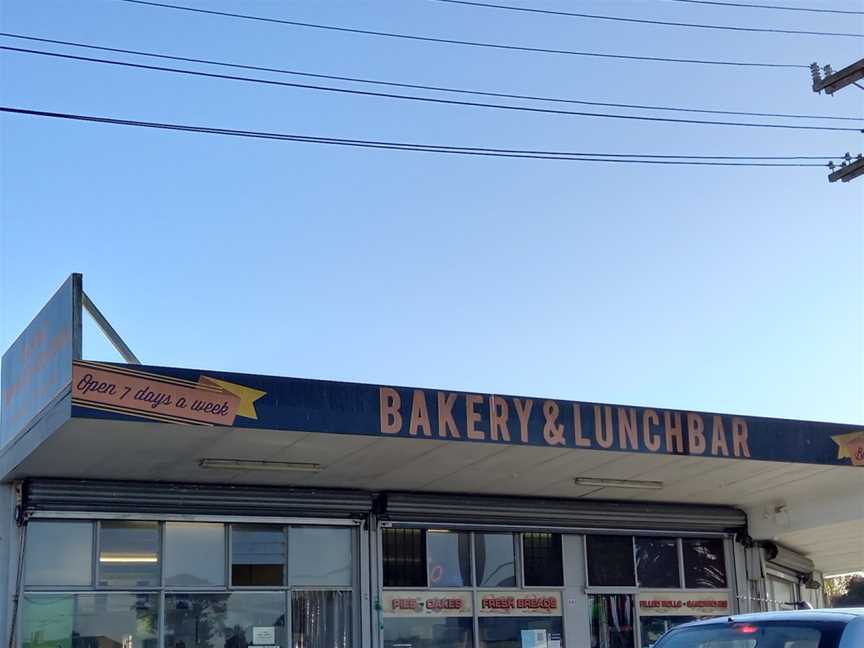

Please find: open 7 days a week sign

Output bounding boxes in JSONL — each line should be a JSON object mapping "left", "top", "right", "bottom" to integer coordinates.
{"left": 638, "top": 591, "right": 730, "bottom": 617}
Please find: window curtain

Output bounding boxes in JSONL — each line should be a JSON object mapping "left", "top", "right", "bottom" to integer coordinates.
{"left": 292, "top": 590, "right": 352, "bottom": 648}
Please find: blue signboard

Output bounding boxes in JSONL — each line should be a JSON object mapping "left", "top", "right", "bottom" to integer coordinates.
{"left": 70, "top": 359, "right": 864, "bottom": 468}
{"left": 1, "top": 275, "right": 80, "bottom": 447}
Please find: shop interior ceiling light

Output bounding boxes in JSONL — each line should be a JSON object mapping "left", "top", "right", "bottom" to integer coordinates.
{"left": 199, "top": 458, "right": 323, "bottom": 472}
{"left": 99, "top": 553, "right": 159, "bottom": 563}
{"left": 574, "top": 477, "right": 664, "bottom": 490}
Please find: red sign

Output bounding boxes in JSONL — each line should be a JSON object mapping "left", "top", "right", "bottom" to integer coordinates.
{"left": 477, "top": 591, "right": 562, "bottom": 617}
{"left": 639, "top": 592, "right": 730, "bottom": 617}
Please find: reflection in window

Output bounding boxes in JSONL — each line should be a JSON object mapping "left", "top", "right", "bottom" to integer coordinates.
{"left": 384, "top": 617, "right": 473, "bottom": 648}
{"left": 25, "top": 521, "right": 93, "bottom": 586}
{"left": 382, "top": 528, "right": 427, "bottom": 587}
{"left": 165, "top": 522, "right": 226, "bottom": 587}
{"left": 21, "top": 593, "right": 159, "bottom": 648}
{"left": 98, "top": 521, "right": 160, "bottom": 587}
{"left": 479, "top": 616, "right": 564, "bottom": 648}
{"left": 427, "top": 530, "right": 472, "bottom": 587}
{"left": 232, "top": 524, "right": 285, "bottom": 586}
{"left": 639, "top": 616, "right": 697, "bottom": 648}
{"left": 290, "top": 526, "right": 353, "bottom": 586}
{"left": 682, "top": 538, "right": 727, "bottom": 589}
{"left": 586, "top": 535, "right": 635, "bottom": 587}
{"left": 635, "top": 537, "right": 680, "bottom": 588}
{"left": 475, "top": 533, "right": 516, "bottom": 587}
{"left": 589, "top": 594, "right": 635, "bottom": 648}
{"left": 292, "top": 590, "right": 352, "bottom": 648}
{"left": 523, "top": 533, "right": 563, "bottom": 587}
{"left": 164, "top": 592, "right": 285, "bottom": 648}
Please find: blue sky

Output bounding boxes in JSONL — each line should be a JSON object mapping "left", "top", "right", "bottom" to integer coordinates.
{"left": 1, "top": 0, "right": 862, "bottom": 424}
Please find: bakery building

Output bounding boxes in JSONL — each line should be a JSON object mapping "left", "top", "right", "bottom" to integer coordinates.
{"left": 1, "top": 275, "right": 861, "bottom": 648}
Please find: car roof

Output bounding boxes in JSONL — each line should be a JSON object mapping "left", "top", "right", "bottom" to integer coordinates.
{"left": 674, "top": 608, "right": 864, "bottom": 629}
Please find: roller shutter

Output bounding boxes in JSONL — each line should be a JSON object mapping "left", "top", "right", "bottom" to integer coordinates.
{"left": 382, "top": 492, "right": 746, "bottom": 532}
{"left": 763, "top": 541, "right": 815, "bottom": 574}
{"left": 23, "top": 478, "right": 373, "bottom": 519}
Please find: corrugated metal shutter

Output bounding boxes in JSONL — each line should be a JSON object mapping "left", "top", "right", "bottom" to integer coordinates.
{"left": 24, "top": 479, "right": 373, "bottom": 519}
{"left": 763, "top": 541, "right": 815, "bottom": 574}
{"left": 383, "top": 492, "right": 746, "bottom": 532}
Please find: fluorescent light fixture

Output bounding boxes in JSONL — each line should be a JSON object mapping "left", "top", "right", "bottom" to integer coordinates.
{"left": 99, "top": 554, "right": 159, "bottom": 563}
{"left": 574, "top": 477, "right": 664, "bottom": 490}
{"left": 199, "top": 458, "right": 322, "bottom": 472}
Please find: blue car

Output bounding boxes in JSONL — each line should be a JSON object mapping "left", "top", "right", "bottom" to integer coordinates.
{"left": 652, "top": 609, "right": 864, "bottom": 648}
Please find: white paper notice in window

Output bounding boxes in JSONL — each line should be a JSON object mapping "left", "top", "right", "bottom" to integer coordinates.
{"left": 252, "top": 627, "right": 276, "bottom": 645}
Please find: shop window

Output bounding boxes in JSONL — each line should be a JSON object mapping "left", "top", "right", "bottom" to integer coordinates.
{"left": 523, "top": 533, "right": 563, "bottom": 587}
{"left": 768, "top": 575, "right": 798, "bottom": 611}
{"left": 292, "top": 589, "right": 353, "bottom": 648}
{"left": 589, "top": 594, "right": 635, "bottom": 648}
{"left": 639, "top": 615, "right": 697, "bottom": 648}
{"left": 476, "top": 533, "right": 516, "bottom": 587}
{"left": 21, "top": 593, "right": 159, "bottom": 648}
{"left": 478, "top": 616, "right": 564, "bottom": 648}
{"left": 427, "top": 530, "right": 472, "bottom": 587}
{"left": 25, "top": 521, "right": 93, "bottom": 587}
{"left": 682, "top": 538, "right": 727, "bottom": 588}
{"left": 164, "top": 592, "right": 285, "bottom": 648}
{"left": 164, "top": 522, "right": 226, "bottom": 587}
{"left": 635, "top": 537, "right": 680, "bottom": 588}
{"left": 586, "top": 535, "right": 636, "bottom": 587}
{"left": 290, "top": 526, "right": 353, "bottom": 586}
{"left": 231, "top": 524, "right": 286, "bottom": 586}
{"left": 98, "top": 520, "right": 161, "bottom": 588}
{"left": 383, "top": 527, "right": 427, "bottom": 587}
{"left": 384, "top": 617, "right": 474, "bottom": 648}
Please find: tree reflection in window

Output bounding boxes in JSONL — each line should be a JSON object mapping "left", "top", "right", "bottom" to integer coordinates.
{"left": 682, "top": 538, "right": 727, "bottom": 589}
{"left": 165, "top": 593, "right": 285, "bottom": 648}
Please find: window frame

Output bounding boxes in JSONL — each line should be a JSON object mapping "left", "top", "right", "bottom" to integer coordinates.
{"left": 23, "top": 519, "right": 97, "bottom": 591}
{"left": 584, "top": 535, "right": 730, "bottom": 592}
{"left": 229, "top": 523, "right": 289, "bottom": 589}
{"left": 519, "top": 531, "right": 564, "bottom": 589}
{"left": 96, "top": 519, "right": 163, "bottom": 590}
{"left": 380, "top": 527, "right": 566, "bottom": 648}
{"left": 19, "top": 516, "right": 361, "bottom": 648}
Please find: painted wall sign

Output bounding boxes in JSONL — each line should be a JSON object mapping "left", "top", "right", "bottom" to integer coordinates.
{"left": 68, "top": 361, "right": 864, "bottom": 468}
{"left": 477, "top": 591, "right": 562, "bottom": 617}
{"left": 638, "top": 591, "right": 730, "bottom": 617}
{"left": 1, "top": 275, "right": 79, "bottom": 447}
{"left": 382, "top": 591, "right": 473, "bottom": 617}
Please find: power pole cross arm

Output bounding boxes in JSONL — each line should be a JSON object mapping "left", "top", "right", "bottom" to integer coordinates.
{"left": 828, "top": 155, "right": 864, "bottom": 183}
{"left": 811, "top": 58, "right": 864, "bottom": 95}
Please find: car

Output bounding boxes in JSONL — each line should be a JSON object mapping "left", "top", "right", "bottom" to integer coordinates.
{"left": 651, "top": 608, "right": 864, "bottom": 648}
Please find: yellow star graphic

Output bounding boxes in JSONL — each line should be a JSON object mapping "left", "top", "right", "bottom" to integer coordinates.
{"left": 831, "top": 431, "right": 864, "bottom": 460}
{"left": 199, "top": 376, "right": 266, "bottom": 420}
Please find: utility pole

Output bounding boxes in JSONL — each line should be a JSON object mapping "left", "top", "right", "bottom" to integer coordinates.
{"left": 809, "top": 58, "right": 863, "bottom": 183}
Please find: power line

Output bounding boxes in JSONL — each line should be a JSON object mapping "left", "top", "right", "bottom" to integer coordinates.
{"left": 4, "top": 33, "right": 859, "bottom": 122}
{"left": 8, "top": 47, "right": 860, "bottom": 133}
{"left": 663, "top": 0, "right": 864, "bottom": 16}
{"left": 114, "top": 0, "right": 808, "bottom": 69}
{"left": 0, "top": 107, "right": 835, "bottom": 167}
{"left": 428, "top": 0, "right": 863, "bottom": 38}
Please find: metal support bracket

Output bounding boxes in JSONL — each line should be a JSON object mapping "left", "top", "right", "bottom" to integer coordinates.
{"left": 81, "top": 290, "right": 142, "bottom": 364}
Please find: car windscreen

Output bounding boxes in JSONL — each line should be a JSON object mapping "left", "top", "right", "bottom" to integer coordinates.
{"left": 653, "top": 620, "right": 847, "bottom": 648}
